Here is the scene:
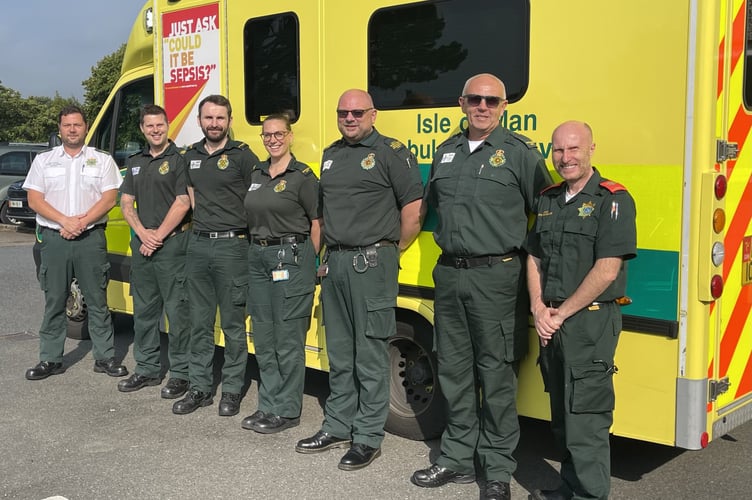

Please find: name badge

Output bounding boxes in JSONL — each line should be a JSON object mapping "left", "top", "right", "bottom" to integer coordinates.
{"left": 440, "top": 153, "right": 455, "bottom": 163}
{"left": 272, "top": 269, "right": 290, "bottom": 282}
{"left": 132, "top": 166, "right": 141, "bottom": 175}
{"left": 249, "top": 183, "right": 261, "bottom": 191}
{"left": 322, "top": 160, "right": 333, "bottom": 171}
{"left": 190, "top": 160, "right": 201, "bottom": 169}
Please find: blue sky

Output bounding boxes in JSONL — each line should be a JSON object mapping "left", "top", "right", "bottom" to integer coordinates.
{"left": 0, "top": 1, "right": 145, "bottom": 100}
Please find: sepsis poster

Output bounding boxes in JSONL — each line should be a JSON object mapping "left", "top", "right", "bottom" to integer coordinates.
{"left": 162, "top": 3, "right": 220, "bottom": 146}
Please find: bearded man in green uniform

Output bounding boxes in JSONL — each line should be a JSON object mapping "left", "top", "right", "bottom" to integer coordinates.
{"left": 295, "top": 89, "right": 423, "bottom": 471}
{"left": 526, "top": 121, "right": 636, "bottom": 500}
{"left": 118, "top": 104, "right": 192, "bottom": 398}
{"left": 172, "top": 95, "right": 259, "bottom": 416}
{"left": 412, "top": 74, "right": 552, "bottom": 500}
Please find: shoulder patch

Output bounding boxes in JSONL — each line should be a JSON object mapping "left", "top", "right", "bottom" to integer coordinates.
{"left": 540, "top": 181, "right": 564, "bottom": 195}
{"left": 599, "top": 180, "right": 627, "bottom": 193}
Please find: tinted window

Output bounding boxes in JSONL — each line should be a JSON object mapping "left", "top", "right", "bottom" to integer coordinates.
{"left": 244, "top": 13, "right": 300, "bottom": 124}
{"left": 369, "top": 0, "right": 530, "bottom": 109}
{"left": 0, "top": 152, "right": 31, "bottom": 175}
{"left": 89, "top": 77, "right": 153, "bottom": 167}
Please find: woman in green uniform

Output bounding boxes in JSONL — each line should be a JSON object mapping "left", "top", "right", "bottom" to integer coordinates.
{"left": 241, "top": 113, "right": 321, "bottom": 434}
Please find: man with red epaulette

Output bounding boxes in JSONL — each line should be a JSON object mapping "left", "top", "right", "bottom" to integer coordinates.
{"left": 526, "top": 121, "right": 637, "bottom": 500}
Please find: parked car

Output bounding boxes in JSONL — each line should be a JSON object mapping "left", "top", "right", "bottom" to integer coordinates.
{"left": 6, "top": 179, "right": 35, "bottom": 227}
{"left": 0, "top": 142, "right": 47, "bottom": 225}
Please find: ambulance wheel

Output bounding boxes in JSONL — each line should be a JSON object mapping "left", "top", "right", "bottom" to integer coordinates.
{"left": 66, "top": 278, "right": 89, "bottom": 340}
{"left": 386, "top": 318, "right": 446, "bottom": 440}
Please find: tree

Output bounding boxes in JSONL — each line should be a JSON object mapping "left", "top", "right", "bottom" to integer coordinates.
{"left": 0, "top": 83, "right": 78, "bottom": 143}
{"left": 82, "top": 44, "right": 126, "bottom": 125}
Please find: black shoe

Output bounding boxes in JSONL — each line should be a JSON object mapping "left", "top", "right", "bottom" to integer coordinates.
{"left": 118, "top": 373, "right": 161, "bottom": 392}
{"left": 338, "top": 443, "right": 381, "bottom": 471}
{"left": 218, "top": 392, "right": 241, "bottom": 416}
{"left": 25, "top": 361, "right": 65, "bottom": 381}
{"left": 295, "top": 430, "right": 351, "bottom": 454}
{"left": 93, "top": 358, "right": 128, "bottom": 377}
{"left": 250, "top": 414, "right": 300, "bottom": 434}
{"left": 484, "top": 480, "right": 511, "bottom": 500}
{"left": 411, "top": 464, "right": 476, "bottom": 488}
{"left": 160, "top": 378, "right": 189, "bottom": 399}
{"left": 241, "top": 410, "right": 267, "bottom": 430}
{"left": 528, "top": 488, "right": 572, "bottom": 500}
{"left": 172, "top": 389, "right": 213, "bottom": 415}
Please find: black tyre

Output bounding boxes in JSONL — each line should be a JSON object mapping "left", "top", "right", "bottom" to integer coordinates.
{"left": 385, "top": 319, "right": 446, "bottom": 440}
{"left": 66, "top": 278, "right": 89, "bottom": 340}
{"left": 0, "top": 202, "right": 22, "bottom": 226}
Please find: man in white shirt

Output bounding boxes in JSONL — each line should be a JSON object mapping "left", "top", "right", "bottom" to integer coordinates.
{"left": 24, "top": 105, "right": 127, "bottom": 380}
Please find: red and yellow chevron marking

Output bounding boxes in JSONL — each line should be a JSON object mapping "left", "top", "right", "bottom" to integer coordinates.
{"left": 713, "top": 0, "right": 752, "bottom": 406}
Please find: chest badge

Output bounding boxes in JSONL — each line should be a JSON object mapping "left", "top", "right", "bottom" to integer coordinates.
{"left": 274, "top": 179, "right": 287, "bottom": 193}
{"left": 158, "top": 161, "right": 170, "bottom": 175}
{"left": 361, "top": 152, "right": 376, "bottom": 170}
{"left": 217, "top": 155, "right": 229, "bottom": 170}
{"left": 489, "top": 149, "right": 506, "bottom": 167}
{"left": 578, "top": 201, "right": 596, "bottom": 218}
{"left": 85, "top": 158, "right": 98, "bottom": 167}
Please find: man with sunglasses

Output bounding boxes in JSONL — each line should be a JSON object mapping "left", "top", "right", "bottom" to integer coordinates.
{"left": 412, "top": 74, "right": 552, "bottom": 500}
{"left": 295, "top": 89, "right": 423, "bottom": 471}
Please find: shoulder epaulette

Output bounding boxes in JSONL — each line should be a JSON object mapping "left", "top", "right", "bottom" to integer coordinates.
{"left": 236, "top": 142, "right": 249, "bottom": 150}
{"left": 126, "top": 150, "right": 141, "bottom": 159}
{"left": 180, "top": 144, "right": 195, "bottom": 155}
{"left": 540, "top": 181, "right": 564, "bottom": 195}
{"left": 599, "top": 180, "right": 627, "bottom": 193}
{"left": 384, "top": 138, "right": 405, "bottom": 151}
{"left": 323, "top": 139, "right": 343, "bottom": 152}
{"left": 510, "top": 131, "right": 538, "bottom": 149}
{"left": 436, "top": 132, "right": 463, "bottom": 149}
{"left": 95, "top": 148, "right": 111, "bottom": 155}
{"left": 299, "top": 165, "right": 313, "bottom": 176}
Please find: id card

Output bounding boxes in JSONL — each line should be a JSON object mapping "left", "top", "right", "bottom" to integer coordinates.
{"left": 316, "top": 263, "right": 329, "bottom": 277}
{"left": 272, "top": 269, "right": 290, "bottom": 282}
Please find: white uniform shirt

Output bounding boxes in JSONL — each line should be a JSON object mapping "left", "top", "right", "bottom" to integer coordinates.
{"left": 23, "top": 145, "right": 122, "bottom": 230}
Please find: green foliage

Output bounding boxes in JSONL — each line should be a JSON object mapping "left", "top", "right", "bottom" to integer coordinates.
{"left": 0, "top": 44, "right": 125, "bottom": 143}
{"left": 82, "top": 44, "right": 126, "bottom": 124}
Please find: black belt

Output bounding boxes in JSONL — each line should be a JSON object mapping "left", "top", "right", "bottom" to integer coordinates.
{"left": 547, "top": 300, "right": 613, "bottom": 308}
{"left": 252, "top": 234, "right": 307, "bottom": 247}
{"left": 438, "top": 251, "right": 518, "bottom": 269}
{"left": 328, "top": 240, "right": 396, "bottom": 252}
{"left": 193, "top": 229, "right": 248, "bottom": 239}
{"left": 41, "top": 223, "right": 106, "bottom": 239}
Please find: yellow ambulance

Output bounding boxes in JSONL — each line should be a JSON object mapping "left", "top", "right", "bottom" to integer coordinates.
{"left": 81, "top": 0, "right": 752, "bottom": 448}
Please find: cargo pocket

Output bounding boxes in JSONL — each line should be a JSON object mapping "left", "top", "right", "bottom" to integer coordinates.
{"left": 364, "top": 296, "right": 396, "bottom": 339}
{"left": 231, "top": 276, "right": 249, "bottom": 306}
{"left": 283, "top": 283, "right": 314, "bottom": 320}
{"left": 570, "top": 363, "right": 615, "bottom": 414}
{"left": 38, "top": 265, "right": 48, "bottom": 292}
{"left": 100, "top": 262, "right": 111, "bottom": 289}
{"left": 175, "top": 274, "right": 188, "bottom": 303}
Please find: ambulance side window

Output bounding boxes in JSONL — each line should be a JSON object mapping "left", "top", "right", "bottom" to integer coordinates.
{"left": 368, "top": 0, "right": 529, "bottom": 110}
{"left": 744, "top": 1, "right": 752, "bottom": 109}
{"left": 244, "top": 12, "right": 300, "bottom": 124}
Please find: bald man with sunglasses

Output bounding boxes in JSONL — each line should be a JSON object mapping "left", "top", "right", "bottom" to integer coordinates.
{"left": 412, "top": 74, "right": 552, "bottom": 500}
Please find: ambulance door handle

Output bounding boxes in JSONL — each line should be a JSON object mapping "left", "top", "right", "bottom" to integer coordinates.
{"left": 716, "top": 139, "right": 738, "bottom": 162}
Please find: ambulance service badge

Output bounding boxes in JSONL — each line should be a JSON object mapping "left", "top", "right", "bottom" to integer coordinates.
{"left": 489, "top": 149, "right": 506, "bottom": 167}
{"left": 217, "top": 155, "right": 229, "bottom": 170}
{"left": 274, "top": 180, "right": 287, "bottom": 193}
{"left": 361, "top": 153, "right": 376, "bottom": 170}
{"left": 158, "top": 161, "right": 169, "bottom": 175}
{"left": 578, "top": 201, "right": 596, "bottom": 218}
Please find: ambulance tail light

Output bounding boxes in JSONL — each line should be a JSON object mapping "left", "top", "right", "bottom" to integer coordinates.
{"left": 698, "top": 172, "right": 725, "bottom": 301}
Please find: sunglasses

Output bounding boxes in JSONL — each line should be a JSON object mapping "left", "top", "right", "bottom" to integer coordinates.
{"left": 462, "top": 94, "right": 505, "bottom": 108}
{"left": 336, "top": 108, "right": 374, "bottom": 119}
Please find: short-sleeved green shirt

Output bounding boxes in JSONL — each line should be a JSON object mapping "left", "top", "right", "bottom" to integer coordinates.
{"left": 121, "top": 141, "right": 190, "bottom": 229}
{"left": 243, "top": 156, "right": 319, "bottom": 239}
{"left": 526, "top": 167, "right": 637, "bottom": 302}
{"left": 319, "top": 128, "right": 423, "bottom": 247}
{"left": 425, "top": 126, "right": 553, "bottom": 256}
{"left": 183, "top": 139, "right": 259, "bottom": 231}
